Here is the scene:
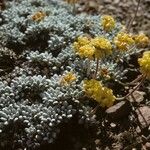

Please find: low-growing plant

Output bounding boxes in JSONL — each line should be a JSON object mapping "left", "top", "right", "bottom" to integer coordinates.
{"left": 0, "top": 0, "right": 149, "bottom": 149}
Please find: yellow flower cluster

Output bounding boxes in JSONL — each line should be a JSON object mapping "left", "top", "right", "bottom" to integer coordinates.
{"left": 78, "top": 45, "right": 95, "bottom": 59}
{"left": 134, "top": 33, "right": 149, "bottom": 47}
{"left": 91, "top": 37, "right": 112, "bottom": 58}
{"left": 138, "top": 51, "right": 150, "bottom": 79}
{"left": 114, "top": 32, "right": 134, "bottom": 51}
{"left": 60, "top": 72, "right": 76, "bottom": 85}
{"left": 73, "top": 36, "right": 112, "bottom": 59}
{"left": 31, "top": 11, "right": 46, "bottom": 22}
{"left": 73, "top": 36, "right": 90, "bottom": 49}
{"left": 101, "top": 15, "right": 116, "bottom": 32}
{"left": 73, "top": 36, "right": 95, "bottom": 59}
{"left": 83, "top": 79, "right": 116, "bottom": 107}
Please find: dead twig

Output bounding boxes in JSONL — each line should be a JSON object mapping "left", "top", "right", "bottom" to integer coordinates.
{"left": 127, "top": 0, "right": 141, "bottom": 32}
{"left": 116, "top": 74, "right": 146, "bottom": 100}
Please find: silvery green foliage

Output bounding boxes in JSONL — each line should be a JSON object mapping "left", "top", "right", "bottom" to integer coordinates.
{"left": 0, "top": 0, "right": 121, "bottom": 50}
{"left": 26, "top": 46, "right": 75, "bottom": 75}
{"left": 0, "top": 74, "right": 95, "bottom": 149}
{"left": 0, "top": 81, "right": 14, "bottom": 107}
{"left": 0, "top": 0, "right": 126, "bottom": 149}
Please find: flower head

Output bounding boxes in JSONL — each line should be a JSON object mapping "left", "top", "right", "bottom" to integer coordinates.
{"left": 101, "top": 15, "right": 116, "bottom": 32}
{"left": 78, "top": 44, "right": 95, "bottom": 59}
{"left": 100, "top": 87, "right": 116, "bottom": 107}
{"left": 60, "top": 72, "right": 76, "bottom": 85}
{"left": 114, "top": 32, "right": 134, "bottom": 51}
{"left": 138, "top": 51, "right": 150, "bottom": 79}
{"left": 31, "top": 11, "right": 46, "bottom": 22}
{"left": 91, "top": 37, "right": 112, "bottom": 58}
{"left": 73, "top": 36, "right": 90, "bottom": 50}
{"left": 74, "top": 36, "right": 112, "bottom": 59}
{"left": 73, "top": 36, "right": 95, "bottom": 59}
{"left": 134, "top": 33, "right": 149, "bottom": 47}
{"left": 83, "top": 79, "right": 115, "bottom": 107}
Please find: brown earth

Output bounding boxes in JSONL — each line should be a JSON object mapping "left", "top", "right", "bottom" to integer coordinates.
{"left": 76, "top": 0, "right": 150, "bottom": 35}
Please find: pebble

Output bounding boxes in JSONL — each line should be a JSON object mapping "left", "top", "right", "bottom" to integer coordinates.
{"left": 128, "top": 91, "right": 145, "bottom": 103}
{"left": 95, "top": 139, "right": 100, "bottom": 145}
{"left": 145, "top": 142, "right": 150, "bottom": 150}
{"left": 136, "top": 106, "right": 150, "bottom": 128}
{"left": 110, "top": 122, "right": 116, "bottom": 128}
{"left": 106, "top": 100, "right": 131, "bottom": 120}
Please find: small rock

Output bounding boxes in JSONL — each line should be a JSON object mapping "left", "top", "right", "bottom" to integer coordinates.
{"left": 129, "top": 91, "right": 145, "bottom": 103}
{"left": 136, "top": 106, "right": 150, "bottom": 128}
{"left": 114, "top": 0, "right": 120, "bottom": 4}
{"left": 110, "top": 122, "right": 116, "bottom": 128}
{"left": 104, "top": 0, "right": 111, "bottom": 4}
{"left": 145, "top": 142, "right": 150, "bottom": 150}
{"left": 95, "top": 139, "right": 100, "bottom": 145}
{"left": 88, "top": 1, "right": 97, "bottom": 9}
{"left": 106, "top": 101, "right": 131, "bottom": 120}
{"left": 136, "top": 126, "right": 141, "bottom": 134}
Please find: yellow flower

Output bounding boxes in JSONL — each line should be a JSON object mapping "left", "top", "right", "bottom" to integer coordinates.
{"left": 100, "top": 87, "right": 116, "bottom": 107}
{"left": 84, "top": 79, "right": 103, "bottom": 101}
{"left": 114, "top": 32, "right": 134, "bottom": 51}
{"left": 101, "top": 15, "right": 116, "bottom": 32}
{"left": 73, "top": 36, "right": 90, "bottom": 51}
{"left": 78, "top": 44, "right": 95, "bottom": 59}
{"left": 91, "top": 37, "right": 112, "bottom": 58}
{"left": 73, "top": 36, "right": 95, "bottom": 59}
{"left": 134, "top": 33, "right": 149, "bottom": 47}
{"left": 83, "top": 79, "right": 115, "bottom": 107}
{"left": 31, "top": 11, "right": 46, "bottom": 22}
{"left": 138, "top": 51, "right": 150, "bottom": 79}
{"left": 73, "top": 36, "right": 112, "bottom": 59}
{"left": 60, "top": 72, "right": 76, "bottom": 85}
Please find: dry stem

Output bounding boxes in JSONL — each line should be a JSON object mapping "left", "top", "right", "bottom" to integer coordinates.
{"left": 116, "top": 74, "right": 146, "bottom": 100}
{"left": 127, "top": 0, "right": 141, "bottom": 32}
{"left": 131, "top": 94, "right": 149, "bottom": 129}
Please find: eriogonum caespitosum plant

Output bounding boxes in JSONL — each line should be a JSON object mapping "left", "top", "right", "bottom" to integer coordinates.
{"left": 0, "top": 0, "right": 149, "bottom": 149}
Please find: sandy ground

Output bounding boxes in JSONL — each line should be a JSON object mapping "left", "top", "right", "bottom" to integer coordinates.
{"left": 75, "top": 0, "right": 150, "bottom": 35}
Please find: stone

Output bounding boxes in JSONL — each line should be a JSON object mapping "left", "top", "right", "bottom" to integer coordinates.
{"left": 104, "top": 0, "right": 111, "bottom": 4}
{"left": 128, "top": 91, "right": 145, "bottom": 103}
{"left": 106, "top": 100, "right": 131, "bottom": 120}
{"left": 95, "top": 139, "right": 100, "bottom": 145}
{"left": 136, "top": 106, "right": 150, "bottom": 128}
{"left": 145, "top": 142, "right": 150, "bottom": 150}
{"left": 110, "top": 122, "right": 116, "bottom": 128}
{"left": 88, "top": 1, "right": 97, "bottom": 9}
{"left": 136, "top": 126, "right": 141, "bottom": 134}
{"left": 114, "top": 0, "right": 120, "bottom": 4}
